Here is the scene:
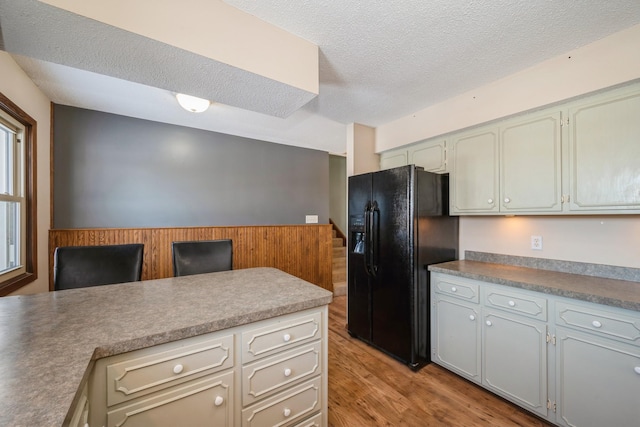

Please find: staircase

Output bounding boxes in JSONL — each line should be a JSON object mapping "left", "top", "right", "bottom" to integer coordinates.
{"left": 331, "top": 227, "right": 347, "bottom": 296}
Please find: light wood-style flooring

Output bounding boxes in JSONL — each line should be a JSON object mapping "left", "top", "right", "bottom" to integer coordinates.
{"left": 327, "top": 295, "right": 551, "bottom": 426}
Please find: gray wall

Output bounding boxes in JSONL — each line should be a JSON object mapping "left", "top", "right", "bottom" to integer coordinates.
{"left": 329, "top": 155, "right": 346, "bottom": 234}
{"left": 53, "top": 105, "right": 329, "bottom": 228}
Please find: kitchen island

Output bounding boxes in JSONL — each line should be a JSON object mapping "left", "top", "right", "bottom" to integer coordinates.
{"left": 0, "top": 267, "right": 333, "bottom": 426}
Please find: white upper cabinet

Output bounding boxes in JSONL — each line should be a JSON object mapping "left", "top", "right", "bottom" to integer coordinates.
{"left": 567, "top": 86, "right": 640, "bottom": 212}
{"left": 450, "top": 110, "right": 562, "bottom": 215}
{"left": 408, "top": 139, "right": 447, "bottom": 173}
{"left": 380, "top": 139, "right": 447, "bottom": 173}
{"left": 379, "top": 149, "right": 407, "bottom": 170}
{"left": 384, "top": 82, "right": 640, "bottom": 215}
{"left": 450, "top": 127, "right": 500, "bottom": 213}
{"left": 449, "top": 82, "right": 640, "bottom": 215}
{"left": 500, "top": 111, "right": 563, "bottom": 213}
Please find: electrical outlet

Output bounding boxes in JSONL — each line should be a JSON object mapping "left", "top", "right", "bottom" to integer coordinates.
{"left": 531, "top": 235, "right": 543, "bottom": 250}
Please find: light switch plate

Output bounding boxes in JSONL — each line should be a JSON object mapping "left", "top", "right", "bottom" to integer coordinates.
{"left": 305, "top": 215, "right": 318, "bottom": 224}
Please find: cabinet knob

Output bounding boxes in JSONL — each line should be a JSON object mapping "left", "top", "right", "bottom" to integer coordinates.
{"left": 487, "top": 198, "right": 493, "bottom": 204}
{"left": 504, "top": 197, "right": 510, "bottom": 203}
{"left": 283, "top": 333, "right": 291, "bottom": 342}
{"left": 173, "top": 364, "right": 184, "bottom": 374}
{"left": 485, "top": 320, "right": 492, "bottom": 327}
{"left": 469, "top": 315, "right": 475, "bottom": 321}
{"left": 634, "top": 367, "right": 640, "bottom": 375}
{"left": 451, "top": 286, "right": 457, "bottom": 292}
{"left": 591, "top": 320, "right": 602, "bottom": 328}
{"left": 284, "top": 368, "right": 292, "bottom": 377}
{"left": 508, "top": 300, "right": 516, "bottom": 307}
{"left": 214, "top": 396, "right": 224, "bottom": 406}
{"left": 283, "top": 408, "right": 292, "bottom": 417}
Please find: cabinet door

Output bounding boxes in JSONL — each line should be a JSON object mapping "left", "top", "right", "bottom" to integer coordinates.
{"left": 380, "top": 150, "right": 407, "bottom": 170}
{"left": 409, "top": 139, "right": 447, "bottom": 173}
{"left": 500, "top": 112, "right": 563, "bottom": 212}
{"left": 555, "top": 328, "right": 640, "bottom": 427}
{"left": 482, "top": 310, "right": 548, "bottom": 417}
{"left": 568, "top": 87, "right": 640, "bottom": 211}
{"left": 432, "top": 295, "right": 481, "bottom": 383}
{"left": 450, "top": 128, "right": 499, "bottom": 213}
{"left": 69, "top": 383, "right": 89, "bottom": 427}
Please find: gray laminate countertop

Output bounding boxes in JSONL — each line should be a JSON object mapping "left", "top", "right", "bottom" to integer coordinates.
{"left": 0, "top": 267, "right": 333, "bottom": 427}
{"left": 429, "top": 260, "right": 640, "bottom": 312}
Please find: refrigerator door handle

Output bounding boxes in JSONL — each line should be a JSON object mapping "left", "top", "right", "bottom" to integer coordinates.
{"left": 364, "top": 202, "right": 373, "bottom": 276}
{"left": 370, "top": 200, "right": 379, "bottom": 277}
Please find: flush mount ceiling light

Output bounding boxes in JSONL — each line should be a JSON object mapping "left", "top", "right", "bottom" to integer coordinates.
{"left": 176, "top": 93, "right": 211, "bottom": 113}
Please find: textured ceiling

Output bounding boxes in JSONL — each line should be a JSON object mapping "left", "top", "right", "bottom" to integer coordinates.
{"left": 3, "top": 0, "right": 640, "bottom": 153}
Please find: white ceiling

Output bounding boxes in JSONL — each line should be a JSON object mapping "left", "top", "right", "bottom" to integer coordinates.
{"left": 3, "top": 0, "right": 640, "bottom": 154}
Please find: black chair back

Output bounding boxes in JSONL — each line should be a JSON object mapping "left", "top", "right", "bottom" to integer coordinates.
{"left": 54, "top": 244, "right": 144, "bottom": 290}
{"left": 172, "top": 239, "right": 233, "bottom": 277}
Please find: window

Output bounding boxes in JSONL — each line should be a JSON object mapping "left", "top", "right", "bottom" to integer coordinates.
{"left": 0, "top": 92, "right": 36, "bottom": 295}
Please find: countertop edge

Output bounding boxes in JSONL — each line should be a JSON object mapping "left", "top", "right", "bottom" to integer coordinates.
{"left": 92, "top": 294, "right": 333, "bottom": 359}
{"left": 429, "top": 261, "right": 640, "bottom": 312}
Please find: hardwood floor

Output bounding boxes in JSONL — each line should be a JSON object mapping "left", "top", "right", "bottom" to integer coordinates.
{"left": 327, "top": 296, "right": 551, "bottom": 426}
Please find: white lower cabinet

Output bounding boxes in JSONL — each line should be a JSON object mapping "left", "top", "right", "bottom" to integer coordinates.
{"left": 68, "top": 382, "right": 89, "bottom": 427}
{"left": 482, "top": 309, "right": 548, "bottom": 417}
{"left": 431, "top": 275, "right": 481, "bottom": 383}
{"left": 555, "top": 328, "right": 640, "bottom": 427}
{"left": 432, "top": 296, "right": 481, "bottom": 382}
{"left": 431, "top": 272, "right": 640, "bottom": 426}
{"left": 554, "top": 301, "right": 640, "bottom": 427}
{"left": 240, "top": 310, "right": 326, "bottom": 427}
{"left": 89, "top": 306, "right": 328, "bottom": 427}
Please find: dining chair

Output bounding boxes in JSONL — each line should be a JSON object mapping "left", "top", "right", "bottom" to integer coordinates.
{"left": 172, "top": 239, "right": 233, "bottom": 277}
{"left": 53, "top": 244, "right": 144, "bottom": 290}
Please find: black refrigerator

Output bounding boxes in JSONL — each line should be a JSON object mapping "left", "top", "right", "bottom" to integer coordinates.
{"left": 347, "top": 165, "right": 458, "bottom": 370}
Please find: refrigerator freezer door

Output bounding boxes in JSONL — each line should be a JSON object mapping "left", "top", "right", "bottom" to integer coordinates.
{"left": 347, "top": 173, "right": 373, "bottom": 342}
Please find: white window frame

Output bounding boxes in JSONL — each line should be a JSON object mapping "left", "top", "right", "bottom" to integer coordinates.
{"left": 0, "top": 114, "right": 26, "bottom": 281}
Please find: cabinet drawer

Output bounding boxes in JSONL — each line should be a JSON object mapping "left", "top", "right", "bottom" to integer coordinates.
{"left": 292, "top": 412, "right": 322, "bottom": 427}
{"left": 106, "top": 333, "right": 234, "bottom": 406}
{"left": 556, "top": 301, "right": 640, "bottom": 343}
{"left": 242, "top": 311, "right": 322, "bottom": 363}
{"left": 107, "top": 371, "right": 234, "bottom": 427}
{"left": 241, "top": 377, "right": 321, "bottom": 427}
{"left": 484, "top": 286, "right": 547, "bottom": 321}
{"left": 433, "top": 274, "right": 480, "bottom": 303}
{"left": 242, "top": 341, "right": 321, "bottom": 406}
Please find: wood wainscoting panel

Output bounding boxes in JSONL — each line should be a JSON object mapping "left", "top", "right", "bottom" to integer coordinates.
{"left": 49, "top": 228, "right": 154, "bottom": 282}
{"left": 49, "top": 225, "right": 333, "bottom": 292}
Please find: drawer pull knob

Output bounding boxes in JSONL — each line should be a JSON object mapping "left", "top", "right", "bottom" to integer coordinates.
{"left": 508, "top": 300, "right": 516, "bottom": 307}
{"left": 284, "top": 368, "right": 292, "bottom": 377}
{"left": 486, "top": 320, "right": 492, "bottom": 327}
{"left": 592, "top": 320, "right": 602, "bottom": 328}
{"left": 283, "top": 333, "right": 291, "bottom": 342}
{"left": 451, "top": 286, "right": 457, "bottom": 292}
{"left": 469, "top": 315, "right": 475, "bottom": 321}
{"left": 214, "top": 396, "right": 224, "bottom": 406}
{"left": 283, "top": 408, "right": 292, "bottom": 417}
{"left": 634, "top": 367, "right": 640, "bottom": 375}
{"left": 173, "top": 364, "right": 184, "bottom": 374}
